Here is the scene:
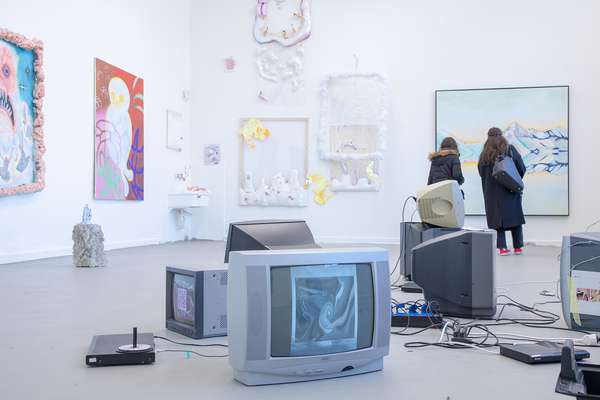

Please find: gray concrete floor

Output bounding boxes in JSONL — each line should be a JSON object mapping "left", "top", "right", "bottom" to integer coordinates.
{"left": 0, "top": 241, "right": 596, "bottom": 399}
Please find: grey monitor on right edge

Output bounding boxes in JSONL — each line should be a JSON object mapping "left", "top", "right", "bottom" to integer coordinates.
{"left": 560, "top": 232, "right": 600, "bottom": 332}
{"left": 412, "top": 230, "right": 497, "bottom": 318}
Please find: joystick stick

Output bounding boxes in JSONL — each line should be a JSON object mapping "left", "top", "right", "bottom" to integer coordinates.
{"left": 116, "top": 327, "right": 153, "bottom": 353}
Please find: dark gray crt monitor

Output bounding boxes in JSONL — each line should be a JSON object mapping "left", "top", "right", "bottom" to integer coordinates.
{"left": 560, "top": 233, "right": 600, "bottom": 332}
{"left": 224, "top": 220, "right": 320, "bottom": 263}
{"left": 165, "top": 266, "right": 228, "bottom": 339}
{"left": 412, "top": 230, "right": 497, "bottom": 318}
{"left": 399, "top": 222, "right": 461, "bottom": 280}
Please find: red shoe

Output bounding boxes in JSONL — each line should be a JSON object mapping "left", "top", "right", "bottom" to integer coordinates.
{"left": 499, "top": 248, "right": 511, "bottom": 256}
{"left": 514, "top": 247, "right": 523, "bottom": 255}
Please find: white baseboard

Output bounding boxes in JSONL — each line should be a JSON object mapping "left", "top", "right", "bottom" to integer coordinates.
{"left": 316, "top": 236, "right": 399, "bottom": 245}
{"left": 527, "top": 240, "right": 561, "bottom": 247}
{"left": 1, "top": 235, "right": 562, "bottom": 265}
{"left": 319, "top": 236, "right": 562, "bottom": 247}
{"left": 0, "top": 238, "right": 160, "bottom": 265}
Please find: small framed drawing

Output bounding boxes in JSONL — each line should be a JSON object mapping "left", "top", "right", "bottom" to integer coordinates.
{"left": 166, "top": 109, "right": 183, "bottom": 152}
{"left": 0, "top": 29, "right": 46, "bottom": 197}
{"left": 204, "top": 144, "right": 220, "bottom": 165}
{"left": 253, "top": 0, "right": 312, "bottom": 47}
{"left": 239, "top": 117, "right": 309, "bottom": 207}
{"left": 319, "top": 73, "right": 389, "bottom": 161}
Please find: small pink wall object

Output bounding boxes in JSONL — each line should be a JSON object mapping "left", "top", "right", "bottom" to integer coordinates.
{"left": 224, "top": 56, "right": 236, "bottom": 72}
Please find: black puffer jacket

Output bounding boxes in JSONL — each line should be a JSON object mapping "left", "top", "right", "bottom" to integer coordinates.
{"left": 427, "top": 149, "right": 465, "bottom": 186}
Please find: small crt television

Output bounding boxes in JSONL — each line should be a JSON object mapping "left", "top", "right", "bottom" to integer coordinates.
{"left": 416, "top": 180, "right": 465, "bottom": 228}
{"left": 165, "top": 267, "right": 228, "bottom": 339}
{"left": 228, "top": 248, "right": 390, "bottom": 385}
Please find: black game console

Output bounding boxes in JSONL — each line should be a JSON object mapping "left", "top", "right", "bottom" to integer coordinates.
{"left": 86, "top": 328, "right": 155, "bottom": 367}
{"left": 500, "top": 342, "right": 590, "bottom": 364}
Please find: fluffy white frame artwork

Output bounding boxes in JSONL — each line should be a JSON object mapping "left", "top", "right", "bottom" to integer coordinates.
{"left": 319, "top": 73, "right": 388, "bottom": 191}
{"left": 319, "top": 73, "right": 389, "bottom": 161}
{"left": 239, "top": 117, "right": 309, "bottom": 207}
{"left": 253, "top": 0, "right": 312, "bottom": 47}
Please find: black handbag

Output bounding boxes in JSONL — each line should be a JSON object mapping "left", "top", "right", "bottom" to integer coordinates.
{"left": 492, "top": 152, "right": 524, "bottom": 193}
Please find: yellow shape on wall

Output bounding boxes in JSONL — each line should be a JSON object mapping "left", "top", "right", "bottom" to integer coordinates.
{"left": 240, "top": 118, "right": 271, "bottom": 148}
{"left": 305, "top": 173, "right": 333, "bottom": 205}
{"left": 366, "top": 161, "right": 379, "bottom": 184}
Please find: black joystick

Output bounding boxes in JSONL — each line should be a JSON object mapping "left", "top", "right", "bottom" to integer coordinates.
{"left": 116, "top": 327, "right": 153, "bottom": 353}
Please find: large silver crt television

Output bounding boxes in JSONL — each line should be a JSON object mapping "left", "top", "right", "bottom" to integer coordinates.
{"left": 227, "top": 248, "right": 390, "bottom": 385}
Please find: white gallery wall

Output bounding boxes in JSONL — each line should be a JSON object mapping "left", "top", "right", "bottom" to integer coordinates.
{"left": 0, "top": 0, "right": 193, "bottom": 264}
{"left": 3, "top": 0, "right": 600, "bottom": 264}
{"left": 190, "top": 0, "right": 600, "bottom": 245}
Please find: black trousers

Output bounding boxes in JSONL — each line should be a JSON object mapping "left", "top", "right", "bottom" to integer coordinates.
{"left": 496, "top": 226, "right": 524, "bottom": 249}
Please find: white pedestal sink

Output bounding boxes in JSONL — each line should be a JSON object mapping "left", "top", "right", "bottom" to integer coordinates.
{"left": 168, "top": 192, "right": 210, "bottom": 229}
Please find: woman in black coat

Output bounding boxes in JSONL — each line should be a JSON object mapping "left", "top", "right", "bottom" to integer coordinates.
{"left": 427, "top": 137, "right": 464, "bottom": 186}
{"left": 478, "top": 127, "right": 527, "bottom": 255}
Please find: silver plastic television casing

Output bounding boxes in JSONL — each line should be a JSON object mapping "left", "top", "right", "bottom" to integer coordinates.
{"left": 227, "top": 248, "right": 391, "bottom": 385}
{"left": 416, "top": 180, "right": 465, "bottom": 228}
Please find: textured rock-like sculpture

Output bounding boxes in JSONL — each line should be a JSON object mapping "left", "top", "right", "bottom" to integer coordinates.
{"left": 72, "top": 223, "right": 107, "bottom": 267}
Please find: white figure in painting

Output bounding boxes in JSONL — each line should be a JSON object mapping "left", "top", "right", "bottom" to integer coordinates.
{"left": 105, "top": 77, "right": 133, "bottom": 197}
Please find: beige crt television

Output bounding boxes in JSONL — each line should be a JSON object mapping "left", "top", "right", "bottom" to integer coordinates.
{"left": 416, "top": 180, "right": 465, "bottom": 228}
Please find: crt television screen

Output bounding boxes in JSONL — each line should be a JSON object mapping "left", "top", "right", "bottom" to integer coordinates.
{"left": 172, "top": 274, "right": 195, "bottom": 325}
{"left": 270, "top": 263, "right": 374, "bottom": 357}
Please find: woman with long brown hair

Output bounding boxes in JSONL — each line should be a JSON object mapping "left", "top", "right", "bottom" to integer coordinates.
{"left": 478, "top": 127, "right": 527, "bottom": 255}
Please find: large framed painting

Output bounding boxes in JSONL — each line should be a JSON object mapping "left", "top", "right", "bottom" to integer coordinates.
{"left": 436, "top": 86, "right": 569, "bottom": 216}
{"left": 94, "top": 58, "right": 144, "bottom": 200}
{"left": 0, "top": 29, "right": 45, "bottom": 197}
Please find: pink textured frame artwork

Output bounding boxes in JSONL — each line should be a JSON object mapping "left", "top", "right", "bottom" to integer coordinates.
{"left": 0, "top": 28, "right": 45, "bottom": 197}
{"left": 254, "top": 0, "right": 311, "bottom": 47}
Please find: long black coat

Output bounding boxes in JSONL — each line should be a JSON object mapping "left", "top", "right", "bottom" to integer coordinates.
{"left": 427, "top": 149, "right": 465, "bottom": 185}
{"left": 478, "top": 145, "right": 526, "bottom": 229}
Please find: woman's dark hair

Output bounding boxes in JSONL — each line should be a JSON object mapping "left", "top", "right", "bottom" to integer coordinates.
{"left": 479, "top": 127, "right": 508, "bottom": 165}
{"left": 440, "top": 137, "right": 459, "bottom": 152}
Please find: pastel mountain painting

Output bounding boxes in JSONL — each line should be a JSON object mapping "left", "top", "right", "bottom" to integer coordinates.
{"left": 436, "top": 86, "right": 569, "bottom": 215}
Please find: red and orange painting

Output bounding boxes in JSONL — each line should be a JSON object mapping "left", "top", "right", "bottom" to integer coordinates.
{"left": 94, "top": 58, "right": 144, "bottom": 200}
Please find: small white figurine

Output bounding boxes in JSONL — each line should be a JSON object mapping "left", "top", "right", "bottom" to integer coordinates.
{"left": 82, "top": 204, "right": 92, "bottom": 224}
{"left": 240, "top": 171, "right": 258, "bottom": 205}
{"left": 257, "top": 178, "right": 271, "bottom": 205}
{"left": 271, "top": 173, "right": 290, "bottom": 204}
